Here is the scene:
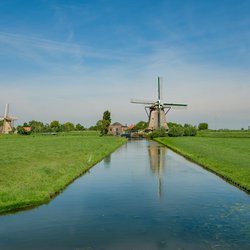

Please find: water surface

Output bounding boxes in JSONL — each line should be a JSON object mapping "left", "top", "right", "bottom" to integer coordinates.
{"left": 1, "top": 140, "right": 250, "bottom": 249}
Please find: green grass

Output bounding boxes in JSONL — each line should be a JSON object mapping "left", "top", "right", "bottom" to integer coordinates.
{"left": 155, "top": 136, "right": 250, "bottom": 192}
{"left": 0, "top": 133, "right": 126, "bottom": 214}
{"left": 197, "top": 130, "right": 250, "bottom": 138}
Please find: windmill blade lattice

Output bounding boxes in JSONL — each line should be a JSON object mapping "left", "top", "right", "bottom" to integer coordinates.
{"left": 130, "top": 99, "right": 155, "bottom": 105}
{"left": 130, "top": 77, "right": 188, "bottom": 131}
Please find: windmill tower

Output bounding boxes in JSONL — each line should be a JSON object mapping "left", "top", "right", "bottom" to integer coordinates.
{"left": 0, "top": 104, "right": 17, "bottom": 134}
{"left": 131, "top": 77, "right": 187, "bottom": 130}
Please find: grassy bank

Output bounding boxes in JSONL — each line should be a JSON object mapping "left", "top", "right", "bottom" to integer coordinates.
{"left": 155, "top": 136, "right": 250, "bottom": 192}
{"left": 0, "top": 132, "right": 126, "bottom": 214}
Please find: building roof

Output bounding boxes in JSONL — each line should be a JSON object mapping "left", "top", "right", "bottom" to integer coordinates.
{"left": 23, "top": 126, "right": 32, "bottom": 132}
{"left": 128, "top": 124, "right": 135, "bottom": 129}
{"left": 110, "top": 122, "right": 123, "bottom": 127}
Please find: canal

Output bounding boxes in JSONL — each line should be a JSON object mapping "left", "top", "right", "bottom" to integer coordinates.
{"left": 0, "top": 140, "right": 250, "bottom": 249}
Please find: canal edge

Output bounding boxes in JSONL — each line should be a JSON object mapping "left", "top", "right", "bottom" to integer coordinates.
{"left": 153, "top": 138, "right": 250, "bottom": 195}
{"left": 0, "top": 138, "right": 127, "bottom": 216}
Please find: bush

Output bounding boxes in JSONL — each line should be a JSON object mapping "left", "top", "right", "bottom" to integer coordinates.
{"left": 75, "top": 123, "right": 85, "bottom": 131}
{"left": 148, "top": 128, "right": 168, "bottom": 138}
{"left": 168, "top": 122, "right": 181, "bottom": 128}
{"left": 184, "top": 124, "right": 197, "bottom": 136}
{"left": 134, "top": 121, "right": 148, "bottom": 131}
{"left": 198, "top": 122, "right": 208, "bottom": 130}
{"left": 168, "top": 125, "right": 184, "bottom": 137}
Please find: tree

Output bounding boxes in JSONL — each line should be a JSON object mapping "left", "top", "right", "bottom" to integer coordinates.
{"left": 100, "top": 110, "right": 111, "bottom": 136}
{"left": 96, "top": 120, "right": 103, "bottom": 130}
{"left": 62, "top": 122, "right": 75, "bottom": 132}
{"left": 50, "top": 120, "right": 61, "bottom": 132}
{"left": 88, "top": 125, "right": 96, "bottom": 131}
{"left": 89, "top": 120, "right": 102, "bottom": 131}
{"left": 103, "top": 110, "right": 111, "bottom": 123}
{"left": 198, "top": 122, "right": 208, "bottom": 130}
{"left": 135, "top": 121, "right": 148, "bottom": 131}
{"left": 29, "top": 120, "right": 45, "bottom": 133}
{"left": 44, "top": 123, "right": 52, "bottom": 132}
{"left": 75, "top": 123, "right": 85, "bottom": 131}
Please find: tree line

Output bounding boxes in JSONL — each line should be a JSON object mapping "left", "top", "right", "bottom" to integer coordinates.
{"left": 13, "top": 107, "right": 208, "bottom": 137}
{"left": 16, "top": 110, "right": 112, "bottom": 135}
{"left": 17, "top": 120, "right": 86, "bottom": 134}
{"left": 143, "top": 122, "right": 208, "bottom": 138}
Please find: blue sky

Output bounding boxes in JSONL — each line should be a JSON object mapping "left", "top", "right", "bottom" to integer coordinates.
{"left": 0, "top": 0, "right": 250, "bottom": 128}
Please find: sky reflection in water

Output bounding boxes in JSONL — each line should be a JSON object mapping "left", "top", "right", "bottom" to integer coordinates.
{"left": 0, "top": 140, "right": 250, "bottom": 249}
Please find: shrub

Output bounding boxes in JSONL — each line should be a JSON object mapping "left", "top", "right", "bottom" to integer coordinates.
{"left": 198, "top": 122, "right": 208, "bottom": 130}
{"left": 148, "top": 128, "right": 168, "bottom": 138}
{"left": 131, "top": 121, "right": 148, "bottom": 132}
{"left": 184, "top": 125, "right": 197, "bottom": 136}
{"left": 168, "top": 122, "right": 181, "bottom": 128}
{"left": 75, "top": 123, "right": 85, "bottom": 131}
{"left": 168, "top": 125, "right": 184, "bottom": 137}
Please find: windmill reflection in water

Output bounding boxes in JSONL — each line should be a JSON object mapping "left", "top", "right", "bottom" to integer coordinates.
{"left": 148, "top": 142, "right": 168, "bottom": 199}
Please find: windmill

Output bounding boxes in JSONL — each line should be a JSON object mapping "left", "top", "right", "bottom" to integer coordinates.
{"left": 131, "top": 77, "right": 187, "bottom": 130}
{"left": 0, "top": 104, "right": 18, "bottom": 134}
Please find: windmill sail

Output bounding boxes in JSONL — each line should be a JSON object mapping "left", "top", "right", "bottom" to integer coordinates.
{"left": 157, "top": 77, "right": 161, "bottom": 101}
{"left": 157, "top": 77, "right": 163, "bottom": 128}
{"left": 4, "top": 104, "right": 9, "bottom": 118}
{"left": 130, "top": 77, "right": 188, "bottom": 130}
{"left": 163, "top": 103, "right": 187, "bottom": 107}
{"left": 130, "top": 99, "right": 155, "bottom": 105}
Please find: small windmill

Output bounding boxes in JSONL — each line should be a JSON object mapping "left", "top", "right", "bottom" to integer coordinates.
{"left": 0, "top": 104, "right": 18, "bottom": 134}
{"left": 131, "top": 77, "right": 187, "bottom": 130}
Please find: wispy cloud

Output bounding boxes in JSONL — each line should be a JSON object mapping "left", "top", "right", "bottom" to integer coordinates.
{"left": 0, "top": 31, "right": 130, "bottom": 73}
{"left": 0, "top": 32, "right": 83, "bottom": 72}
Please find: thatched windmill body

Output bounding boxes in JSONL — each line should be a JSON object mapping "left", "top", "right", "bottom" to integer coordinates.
{"left": 131, "top": 77, "right": 187, "bottom": 130}
{"left": 0, "top": 104, "right": 17, "bottom": 134}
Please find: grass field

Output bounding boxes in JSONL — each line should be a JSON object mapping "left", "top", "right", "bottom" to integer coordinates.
{"left": 197, "top": 130, "right": 250, "bottom": 138}
{"left": 155, "top": 135, "right": 250, "bottom": 192}
{"left": 0, "top": 132, "right": 126, "bottom": 214}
